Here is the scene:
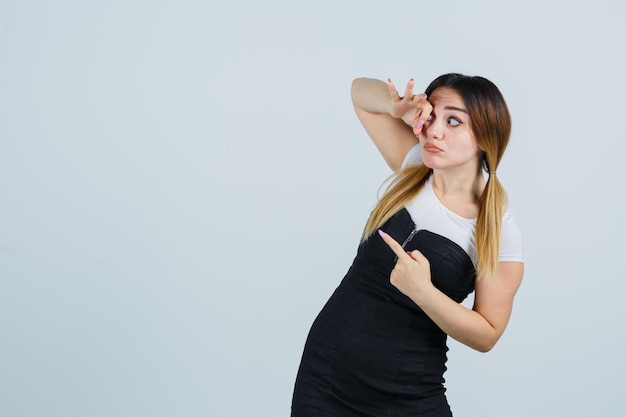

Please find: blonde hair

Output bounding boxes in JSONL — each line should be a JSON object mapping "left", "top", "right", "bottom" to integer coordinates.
{"left": 362, "top": 74, "right": 512, "bottom": 279}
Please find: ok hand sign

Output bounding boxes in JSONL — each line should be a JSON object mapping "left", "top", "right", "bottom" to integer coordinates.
{"left": 387, "top": 78, "right": 432, "bottom": 137}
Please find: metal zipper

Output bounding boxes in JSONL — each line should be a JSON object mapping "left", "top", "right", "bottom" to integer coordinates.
{"left": 394, "top": 226, "right": 419, "bottom": 261}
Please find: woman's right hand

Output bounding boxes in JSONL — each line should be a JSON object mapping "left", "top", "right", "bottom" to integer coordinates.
{"left": 387, "top": 78, "right": 432, "bottom": 137}
{"left": 351, "top": 77, "right": 430, "bottom": 170}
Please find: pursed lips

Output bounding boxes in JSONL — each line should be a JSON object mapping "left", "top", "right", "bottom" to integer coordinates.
{"left": 423, "top": 143, "right": 443, "bottom": 153}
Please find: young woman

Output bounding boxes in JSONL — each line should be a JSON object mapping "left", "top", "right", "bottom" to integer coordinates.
{"left": 291, "top": 74, "right": 524, "bottom": 417}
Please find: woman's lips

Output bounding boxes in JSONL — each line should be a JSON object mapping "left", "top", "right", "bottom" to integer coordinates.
{"left": 423, "top": 143, "right": 442, "bottom": 153}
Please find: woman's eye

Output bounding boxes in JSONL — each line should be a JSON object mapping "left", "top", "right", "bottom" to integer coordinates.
{"left": 448, "top": 117, "right": 461, "bottom": 126}
{"left": 427, "top": 114, "right": 434, "bottom": 121}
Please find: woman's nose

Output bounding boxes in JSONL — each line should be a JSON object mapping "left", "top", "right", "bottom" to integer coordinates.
{"left": 424, "top": 118, "right": 444, "bottom": 140}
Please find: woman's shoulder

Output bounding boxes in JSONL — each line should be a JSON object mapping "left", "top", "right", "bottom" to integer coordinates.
{"left": 401, "top": 143, "right": 422, "bottom": 169}
{"left": 500, "top": 211, "right": 524, "bottom": 262}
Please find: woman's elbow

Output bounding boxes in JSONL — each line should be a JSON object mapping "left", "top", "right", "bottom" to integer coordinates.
{"left": 350, "top": 78, "right": 365, "bottom": 102}
{"left": 474, "top": 342, "right": 495, "bottom": 353}
{"left": 470, "top": 334, "right": 501, "bottom": 353}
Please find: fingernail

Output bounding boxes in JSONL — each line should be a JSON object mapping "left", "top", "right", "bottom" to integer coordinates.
{"left": 416, "top": 120, "right": 424, "bottom": 128}
{"left": 378, "top": 229, "right": 386, "bottom": 238}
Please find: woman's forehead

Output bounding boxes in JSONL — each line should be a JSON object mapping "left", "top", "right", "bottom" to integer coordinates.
{"left": 429, "top": 88, "right": 466, "bottom": 111}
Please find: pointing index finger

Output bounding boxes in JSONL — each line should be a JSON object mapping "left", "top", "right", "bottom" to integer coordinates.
{"left": 378, "top": 229, "right": 410, "bottom": 260}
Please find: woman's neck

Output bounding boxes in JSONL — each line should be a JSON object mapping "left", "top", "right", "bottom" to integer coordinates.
{"left": 431, "top": 166, "right": 486, "bottom": 217}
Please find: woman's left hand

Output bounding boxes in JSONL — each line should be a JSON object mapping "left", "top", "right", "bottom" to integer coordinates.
{"left": 378, "top": 230, "right": 433, "bottom": 299}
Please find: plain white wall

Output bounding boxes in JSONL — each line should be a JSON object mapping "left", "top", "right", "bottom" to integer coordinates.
{"left": 1, "top": 1, "right": 624, "bottom": 416}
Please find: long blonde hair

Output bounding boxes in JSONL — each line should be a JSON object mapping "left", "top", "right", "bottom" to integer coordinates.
{"left": 362, "top": 74, "right": 512, "bottom": 279}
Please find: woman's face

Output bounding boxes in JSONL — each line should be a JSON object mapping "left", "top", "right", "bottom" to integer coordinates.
{"left": 419, "top": 87, "right": 482, "bottom": 173}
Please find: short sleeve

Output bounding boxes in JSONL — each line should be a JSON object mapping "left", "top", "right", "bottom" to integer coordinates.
{"left": 401, "top": 143, "right": 423, "bottom": 169}
{"left": 499, "top": 212, "right": 524, "bottom": 263}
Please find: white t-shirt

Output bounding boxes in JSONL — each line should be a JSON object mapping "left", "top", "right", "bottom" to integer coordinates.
{"left": 401, "top": 144, "right": 524, "bottom": 266}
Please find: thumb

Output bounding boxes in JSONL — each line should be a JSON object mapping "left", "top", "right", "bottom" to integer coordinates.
{"left": 412, "top": 119, "right": 424, "bottom": 136}
{"left": 408, "top": 249, "right": 428, "bottom": 264}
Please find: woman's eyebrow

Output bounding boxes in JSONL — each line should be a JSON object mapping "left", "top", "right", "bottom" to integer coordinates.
{"left": 444, "top": 106, "right": 469, "bottom": 114}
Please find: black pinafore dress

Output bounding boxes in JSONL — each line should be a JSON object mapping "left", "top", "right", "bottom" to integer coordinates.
{"left": 291, "top": 208, "right": 476, "bottom": 417}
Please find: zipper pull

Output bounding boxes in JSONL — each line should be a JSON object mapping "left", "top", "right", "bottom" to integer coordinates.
{"left": 393, "top": 226, "right": 419, "bottom": 262}
{"left": 401, "top": 227, "right": 419, "bottom": 248}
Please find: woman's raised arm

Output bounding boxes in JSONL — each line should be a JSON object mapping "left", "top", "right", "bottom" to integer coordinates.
{"left": 351, "top": 77, "right": 431, "bottom": 171}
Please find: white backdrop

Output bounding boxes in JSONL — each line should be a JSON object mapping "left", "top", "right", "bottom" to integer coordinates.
{"left": 1, "top": 1, "right": 624, "bottom": 416}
